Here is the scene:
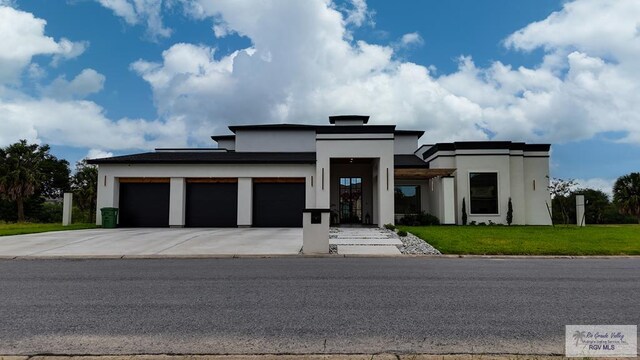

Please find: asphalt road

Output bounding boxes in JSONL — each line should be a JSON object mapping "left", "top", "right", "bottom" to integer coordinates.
{"left": 0, "top": 258, "right": 638, "bottom": 355}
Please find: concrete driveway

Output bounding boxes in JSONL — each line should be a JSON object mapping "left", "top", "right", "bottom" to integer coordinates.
{"left": 0, "top": 228, "right": 302, "bottom": 257}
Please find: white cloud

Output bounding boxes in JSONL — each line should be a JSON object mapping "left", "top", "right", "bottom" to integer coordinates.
{"left": 41, "top": 68, "right": 106, "bottom": 100}
{"left": 0, "top": 6, "right": 188, "bottom": 151}
{"left": 0, "top": 0, "right": 16, "bottom": 7}
{"left": 574, "top": 178, "right": 615, "bottom": 198}
{"left": 96, "top": 0, "right": 171, "bottom": 39}
{"left": 0, "top": 6, "right": 87, "bottom": 84}
{"left": 343, "top": 0, "right": 373, "bottom": 27}
{"left": 86, "top": 148, "right": 114, "bottom": 160}
{"left": 126, "top": 0, "right": 640, "bottom": 147}
{"left": 0, "top": 97, "right": 188, "bottom": 149}
{"left": 400, "top": 32, "right": 423, "bottom": 47}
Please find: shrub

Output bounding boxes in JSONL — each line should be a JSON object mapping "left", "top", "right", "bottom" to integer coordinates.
{"left": 507, "top": 197, "right": 513, "bottom": 226}
{"left": 469, "top": 220, "right": 477, "bottom": 226}
{"left": 383, "top": 223, "right": 396, "bottom": 231}
{"left": 397, "top": 230, "right": 408, "bottom": 237}
{"left": 397, "top": 211, "right": 440, "bottom": 226}
{"left": 462, "top": 197, "right": 468, "bottom": 225}
{"left": 477, "top": 222, "right": 487, "bottom": 226}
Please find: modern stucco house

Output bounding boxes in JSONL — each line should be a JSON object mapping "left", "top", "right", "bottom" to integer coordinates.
{"left": 89, "top": 115, "right": 552, "bottom": 227}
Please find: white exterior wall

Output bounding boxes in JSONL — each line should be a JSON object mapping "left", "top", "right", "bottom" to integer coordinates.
{"left": 315, "top": 137, "right": 395, "bottom": 225}
{"left": 216, "top": 139, "right": 235, "bottom": 150}
{"left": 235, "top": 130, "right": 316, "bottom": 152}
{"left": 454, "top": 154, "right": 512, "bottom": 224}
{"left": 394, "top": 135, "right": 419, "bottom": 154}
{"left": 509, "top": 155, "right": 526, "bottom": 224}
{"left": 524, "top": 156, "right": 552, "bottom": 225}
{"left": 425, "top": 150, "right": 551, "bottom": 225}
{"left": 95, "top": 163, "right": 315, "bottom": 226}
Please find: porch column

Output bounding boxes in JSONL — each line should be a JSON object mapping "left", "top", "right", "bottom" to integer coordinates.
{"left": 376, "top": 155, "right": 395, "bottom": 225}
{"left": 169, "top": 177, "right": 186, "bottom": 227}
{"left": 442, "top": 176, "right": 456, "bottom": 224}
{"left": 237, "top": 177, "right": 252, "bottom": 227}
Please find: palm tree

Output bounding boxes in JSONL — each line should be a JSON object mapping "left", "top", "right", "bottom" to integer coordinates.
{"left": 613, "top": 172, "right": 640, "bottom": 224}
{"left": 0, "top": 140, "right": 48, "bottom": 222}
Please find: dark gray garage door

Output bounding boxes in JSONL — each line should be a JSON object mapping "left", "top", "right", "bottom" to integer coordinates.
{"left": 118, "top": 180, "right": 170, "bottom": 227}
{"left": 185, "top": 180, "right": 238, "bottom": 227}
{"left": 253, "top": 178, "right": 305, "bottom": 227}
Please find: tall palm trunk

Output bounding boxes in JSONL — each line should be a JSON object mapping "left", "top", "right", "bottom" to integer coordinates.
{"left": 16, "top": 197, "right": 25, "bottom": 223}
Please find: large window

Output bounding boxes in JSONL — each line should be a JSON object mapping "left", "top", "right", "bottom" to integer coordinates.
{"left": 395, "top": 185, "right": 421, "bottom": 215}
{"left": 469, "top": 173, "right": 498, "bottom": 214}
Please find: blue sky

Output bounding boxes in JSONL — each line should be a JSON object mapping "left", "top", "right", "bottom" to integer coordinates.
{"left": 1, "top": 0, "right": 639, "bottom": 195}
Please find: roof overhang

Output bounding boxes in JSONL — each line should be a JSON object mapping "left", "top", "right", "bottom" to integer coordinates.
{"left": 394, "top": 168, "right": 456, "bottom": 179}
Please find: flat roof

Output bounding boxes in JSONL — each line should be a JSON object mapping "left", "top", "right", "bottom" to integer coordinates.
{"left": 87, "top": 152, "right": 317, "bottom": 165}
{"left": 422, "top": 141, "right": 551, "bottom": 160}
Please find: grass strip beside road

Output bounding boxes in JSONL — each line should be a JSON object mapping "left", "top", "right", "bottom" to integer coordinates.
{"left": 0, "top": 223, "right": 97, "bottom": 236}
{"left": 399, "top": 224, "right": 640, "bottom": 255}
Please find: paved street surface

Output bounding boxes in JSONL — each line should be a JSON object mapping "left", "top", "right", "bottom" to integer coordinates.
{"left": 0, "top": 258, "right": 638, "bottom": 355}
{"left": 0, "top": 228, "right": 302, "bottom": 257}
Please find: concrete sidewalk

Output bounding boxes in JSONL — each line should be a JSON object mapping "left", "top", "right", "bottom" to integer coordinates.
{"left": 0, "top": 228, "right": 302, "bottom": 257}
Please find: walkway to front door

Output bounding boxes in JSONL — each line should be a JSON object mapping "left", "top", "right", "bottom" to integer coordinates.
{"left": 330, "top": 227, "right": 402, "bottom": 255}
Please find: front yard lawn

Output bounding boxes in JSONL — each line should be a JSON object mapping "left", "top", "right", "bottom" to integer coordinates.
{"left": 399, "top": 225, "right": 640, "bottom": 255}
{"left": 0, "top": 223, "right": 97, "bottom": 236}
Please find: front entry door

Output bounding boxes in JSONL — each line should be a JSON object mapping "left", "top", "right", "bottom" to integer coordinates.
{"left": 339, "top": 177, "right": 362, "bottom": 224}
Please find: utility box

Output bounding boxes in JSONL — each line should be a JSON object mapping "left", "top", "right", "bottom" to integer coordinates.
{"left": 302, "top": 209, "right": 330, "bottom": 254}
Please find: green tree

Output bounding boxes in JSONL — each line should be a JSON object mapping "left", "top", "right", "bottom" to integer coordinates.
{"left": 549, "top": 178, "right": 577, "bottom": 225}
{"left": 0, "top": 140, "right": 49, "bottom": 222}
{"left": 507, "top": 197, "right": 513, "bottom": 225}
{"left": 72, "top": 159, "right": 98, "bottom": 223}
{"left": 40, "top": 155, "right": 71, "bottom": 199}
{"left": 613, "top": 172, "right": 640, "bottom": 224}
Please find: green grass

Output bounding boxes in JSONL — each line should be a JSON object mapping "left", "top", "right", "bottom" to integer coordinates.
{"left": 398, "top": 224, "right": 640, "bottom": 255}
{"left": 0, "top": 223, "right": 97, "bottom": 236}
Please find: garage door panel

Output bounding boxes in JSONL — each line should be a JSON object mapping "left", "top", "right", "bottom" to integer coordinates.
{"left": 119, "top": 183, "right": 170, "bottom": 227}
{"left": 186, "top": 183, "right": 238, "bottom": 227}
{"left": 253, "top": 182, "right": 305, "bottom": 227}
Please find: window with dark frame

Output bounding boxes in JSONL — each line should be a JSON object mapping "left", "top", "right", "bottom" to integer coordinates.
{"left": 469, "top": 173, "right": 498, "bottom": 214}
{"left": 394, "top": 185, "right": 421, "bottom": 215}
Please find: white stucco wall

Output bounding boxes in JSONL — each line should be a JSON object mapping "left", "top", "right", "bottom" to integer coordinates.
{"left": 235, "top": 130, "right": 316, "bottom": 152}
{"left": 315, "top": 136, "right": 395, "bottom": 225}
{"left": 524, "top": 156, "right": 552, "bottom": 225}
{"left": 394, "top": 134, "right": 419, "bottom": 154}
{"left": 426, "top": 150, "right": 551, "bottom": 225}
{"left": 454, "top": 155, "right": 512, "bottom": 224}
{"left": 95, "top": 163, "right": 315, "bottom": 226}
{"left": 216, "top": 139, "right": 236, "bottom": 150}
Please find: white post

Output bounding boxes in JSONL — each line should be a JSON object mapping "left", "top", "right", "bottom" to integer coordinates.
{"left": 169, "top": 178, "right": 186, "bottom": 227}
{"left": 62, "top": 192, "right": 73, "bottom": 226}
{"left": 442, "top": 177, "right": 456, "bottom": 224}
{"left": 576, "top": 194, "right": 586, "bottom": 227}
{"left": 237, "top": 177, "right": 253, "bottom": 227}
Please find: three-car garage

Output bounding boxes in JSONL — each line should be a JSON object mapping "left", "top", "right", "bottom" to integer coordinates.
{"left": 117, "top": 177, "right": 305, "bottom": 228}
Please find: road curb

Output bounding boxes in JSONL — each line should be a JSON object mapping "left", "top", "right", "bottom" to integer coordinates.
{"left": 0, "top": 355, "right": 578, "bottom": 360}
{"left": 1, "top": 254, "right": 640, "bottom": 260}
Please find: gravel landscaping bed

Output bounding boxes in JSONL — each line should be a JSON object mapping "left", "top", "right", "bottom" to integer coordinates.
{"left": 382, "top": 228, "right": 441, "bottom": 255}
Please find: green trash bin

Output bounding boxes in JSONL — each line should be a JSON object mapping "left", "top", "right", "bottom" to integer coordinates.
{"left": 100, "top": 207, "right": 119, "bottom": 228}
